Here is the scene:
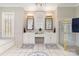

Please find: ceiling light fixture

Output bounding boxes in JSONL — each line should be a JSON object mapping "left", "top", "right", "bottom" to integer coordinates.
{"left": 35, "top": 3, "right": 46, "bottom": 7}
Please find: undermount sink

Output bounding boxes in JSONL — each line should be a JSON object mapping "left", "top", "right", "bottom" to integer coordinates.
{"left": 35, "top": 31, "right": 44, "bottom": 34}
{"left": 35, "top": 34, "right": 44, "bottom": 37}
{"left": 35, "top": 31, "right": 44, "bottom": 37}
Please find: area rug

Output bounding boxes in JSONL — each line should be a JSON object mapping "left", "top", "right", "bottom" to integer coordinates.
{"left": 28, "top": 51, "right": 49, "bottom": 56}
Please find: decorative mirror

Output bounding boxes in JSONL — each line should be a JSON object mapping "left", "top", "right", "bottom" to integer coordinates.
{"left": 45, "top": 16, "right": 53, "bottom": 30}
{"left": 26, "top": 16, "right": 34, "bottom": 30}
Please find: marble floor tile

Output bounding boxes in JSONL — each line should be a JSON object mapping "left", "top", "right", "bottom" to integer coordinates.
{"left": 1, "top": 44, "right": 77, "bottom": 56}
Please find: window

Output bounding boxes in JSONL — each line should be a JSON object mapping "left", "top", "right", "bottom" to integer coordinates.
{"left": 2, "top": 12, "right": 15, "bottom": 38}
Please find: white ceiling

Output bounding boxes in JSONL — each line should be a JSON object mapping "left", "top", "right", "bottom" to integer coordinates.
{"left": 0, "top": 3, "right": 78, "bottom": 7}
{"left": 0, "top": 3, "right": 78, "bottom": 11}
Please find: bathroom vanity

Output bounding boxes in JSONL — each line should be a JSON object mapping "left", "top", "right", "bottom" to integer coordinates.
{"left": 23, "top": 11, "right": 57, "bottom": 44}
{"left": 23, "top": 31, "right": 57, "bottom": 44}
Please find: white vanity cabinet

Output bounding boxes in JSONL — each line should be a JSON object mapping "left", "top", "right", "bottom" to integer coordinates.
{"left": 44, "top": 32, "right": 56, "bottom": 44}
{"left": 23, "top": 32, "right": 57, "bottom": 44}
{"left": 23, "top": 33, "right": 35, "bottom": 44}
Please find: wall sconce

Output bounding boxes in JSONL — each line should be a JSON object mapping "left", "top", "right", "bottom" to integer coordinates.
{"left": 45, "top": 11, "right": 54, "bottom": 16}
{"left": 27, "top": 13, "right": 34, "bottom": 16}
{"left": 54, "top": 27, "right": 56, "bottom": 33}
{"left": 25, "top": 11, "right": 34, "bottom": 18}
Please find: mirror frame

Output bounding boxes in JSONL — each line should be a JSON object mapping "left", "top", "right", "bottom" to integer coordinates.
{"left": 45, "top": 16, "right": 53, "bottom": 30}
{"left": 26, "top": 16, "right": 34, "bottom": 30}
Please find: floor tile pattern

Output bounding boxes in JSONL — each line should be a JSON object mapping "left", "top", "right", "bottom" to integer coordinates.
{"left": 1, "top": 44, "right": 77, "bottom": 56}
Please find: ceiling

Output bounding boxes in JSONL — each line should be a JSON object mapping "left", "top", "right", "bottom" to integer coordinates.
{"left": 0, "top": 3, "right": 78, "bottom": 11}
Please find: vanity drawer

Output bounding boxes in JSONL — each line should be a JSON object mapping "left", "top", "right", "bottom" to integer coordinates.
{"left": 35, "top": 37, "right": 44, "bottom": 44}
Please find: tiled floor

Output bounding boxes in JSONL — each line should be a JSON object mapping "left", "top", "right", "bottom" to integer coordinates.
{"left": 1, "top": 44, "right": 77, "bottom": 56}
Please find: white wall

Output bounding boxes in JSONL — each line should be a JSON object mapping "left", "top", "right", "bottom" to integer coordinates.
{"left": 0, "top": 8, "right": 2, "bottom": 37}
{"left": 57, "top": 7, "right": 76, "bottom": 20}
{"left": 76, "top": 6, "right": 79, "bottom": 17}
{"left": 57, "top": 7, "right": 76, "bottom": 46}
{"left": 75, "top": 6, "right": 79, "bottom": 47}
{"left": 0, "top": 7, "right": 24, "bottom": 48}
{"left": 34, "top": 12, "right": 45, "bottom": 30}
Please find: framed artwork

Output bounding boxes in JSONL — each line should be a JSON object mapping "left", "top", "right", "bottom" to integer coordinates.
{"left": 26, "top": 16, "right": 34, "bottom": 30}
{"left": 45, "top": 16, "right": 53, "bottom": 30}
